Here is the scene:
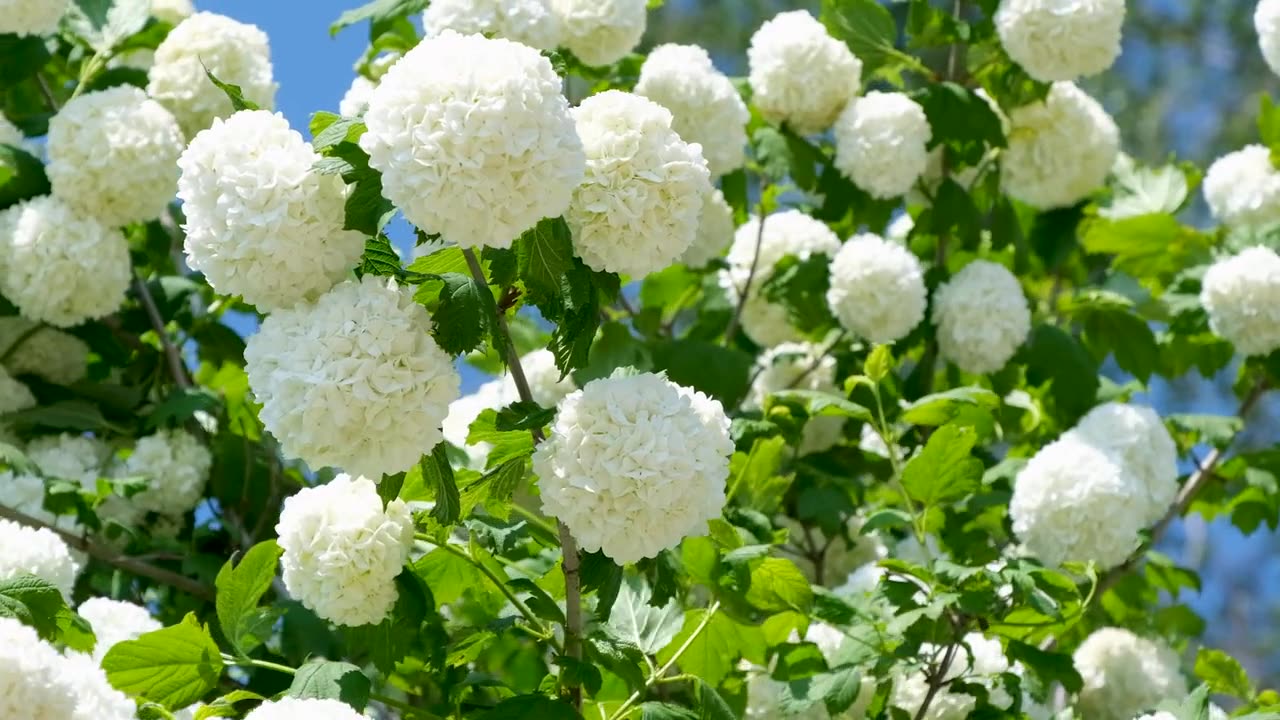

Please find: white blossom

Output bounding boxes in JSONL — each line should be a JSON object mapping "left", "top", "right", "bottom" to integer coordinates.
{"left": 0, "top": 318, "right": 90, "bottom": 385}
{"left": 60, "top": 650, "right": 136, "bottom": 720}
{"left": 276, "top": 474, "right": 414, "bottom": 627}
{"left": 1000, "top": 82, "right": 1119, "bottom": 209}
{"left": 148, "top": 12, "right": 276, "bottom": 137}
{"left": 533, "top": 372, "right": 732, "bottom": 564}
{"left": 748, "top": 10, "right": 862, "bottom": 136}
{"left": 567, "top": 90, "right": 712, "bottom": 277}
{"left": 0, "top": 113, "right": 25, "bottom": 147}
{"left": 0, "top": 196, "right": 131, "bottom": 328}
{"left": 0, "top": 0, "right": 70, "bottom": 36}
{"left": 0, "top": 367, "right": 35, "bottom": 416}
{"left": 179, "top": 110, "right": 364, "bottom": 311}
{"left": 442, "top": 379, "right": 510, "bottom": 469}
{"left": 1073, "top": 627, "right": 1187, "bottom": 720}
{"left": 719, "top": 210, "right": 842, "bottom": 347}
{"left": 0, "top": 519, "right": 80, "bottom": 599}
{"left": 1200, "top": 246, "right": 1280, "bottom": 355}
{"left": 683, "top": 188, "right": 735, "bottom": 268}
{"left": 505, "top": 349, "right": 577, "bottom": 409}
{"left": 26, "top": 433, "right": 109, "bottom": 488}
{"left": 47, "top": 86, "right": 185, "bottom": 228}
{"left": 1066, "top": 403, "right": 1178, "bottom": 525}
{"left": 827, "top": 232, "right": 927, "bottom": 344}
{"left": 361, "top": 31, "right": 583, "bottom": 249}
{"left": 77, "top": 598, "right": 161, "bottom": 662}
{"left": 550, "top": 0, "right": 647, "bottom": 66}
{"left": 746, "top": 622, "right": 876, "bottom": 719}
{"left": 245, "top": 697, "right": 366, "bottom": 720}
{"left": 0, "top": 618, "right": 79, "bottom": 719}
{"left": 834, "top": 92, "right": 933, "bottom": 199}
{"left": 339, "top": 75, "right": 376, "bottom": 117}
{"left": 635, "top": 43, "right": 750, "bottom": 177}
{"left": 1009, "top": 436, "right": 1148, "bottom": 569}
{"left": 891, "top": 633, "right": 1015, "bottom": 720}
{"left": 245, "top": 276, "right": 460, "bottom": 478}
{"left": 1202, "top": 145, "right": 1280, "bottom": 228}
{"left": 152, "top": 0, "right": 195, "bottom": 24}
{"left": 996, "top": 0, "right": 1125, "bottom": 82}
{"left": 931, "top": 260, "right": 1030, "bottom": 374}
{"left": 424, "top": 0, "right": 561, "bottom": 50}
{"left": 116, "top": 429, "right": 212, "bottom": 516}
{"left": 747, "top": 342, "right": 847, "bottom": 455}
{"left": 1258, "top": 0, "right": 1280, "bottom": 77}
{"left": 0, "top": 469, "right": 67, "bottom": 533}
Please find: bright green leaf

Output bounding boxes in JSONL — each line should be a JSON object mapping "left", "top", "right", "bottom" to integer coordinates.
{"left": 103, "top": 613, "right": 225, "bottom": 710}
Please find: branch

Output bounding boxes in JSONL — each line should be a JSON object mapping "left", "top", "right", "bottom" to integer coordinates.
{"left": 914, "top": 639, "right": 961, "bottom": 720}
{"left": 133, "top": 271, "right": 192, "bottom": 390}
{"left": 724, "top": 198, "right": 769, "bottom": 346}
{"left": 0, "top": 505, "right": 215, "bottom": 601}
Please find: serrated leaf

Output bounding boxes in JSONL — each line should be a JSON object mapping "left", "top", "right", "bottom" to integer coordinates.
{"left": 64, "top": 0, "right": 150, "bottom": 51}
{"left": 1194, "top": 648, "right": 1253, "bottom": 698}
{"left": 422, "top": 444, "right": 460, "bottom": 525}
{"left": 103, "top": 613, "right": 225, "bottom": 710}
{"left": 902, "top": 387, "right": 1000, "bottom": 426}
{"left": 657, "top": 610, "right": 765, "bottom": 686}
{"left": 215, "top": 540, "right": 282, "bottom": 656}
{"left": 431, "top": 272, "right": 491, "bottom": 355}
{"left": 0, "top": 573, "right": 72, "bottom": 642}
{"left": 821, "top": 0, "right": 895, "bottom": 74}
{"left": 516, "top": 217, "right": 576, "bottom": 300}
{"left": 901, "top": 424, "right": 983, "bottom": 511}
{"left": 358, "top": 235, "right": 402, "bottom": 278}
{"left": 606, "top": 576, "right": 684, "bottom": 655}
{"left": 288, "top": 659, "right": 371, "bottom": 711}
{"left": 745, "top": 557, "right": 813, "bottom": 613}
{"left": 1022, "top": 324, "right": 1100, "bottom": 422}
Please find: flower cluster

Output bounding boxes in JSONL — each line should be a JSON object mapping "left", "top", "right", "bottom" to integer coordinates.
{"left": 1201, "top": 245, "right": 1280, "bottom": 356}
{"left": 77, "top": 598, "right": 162, "bottom": 662}
{"left": 0, "top": 617, "right": 79, "bottom": 719}
{"left": 1072, "top": 627, "right": 1187, "bottom": 720}
{"left": 504, "top": 349, "right": 578, "bottom": 408}
{"left": 424, "top": 0, "right": 561, "bottom": 50}
{"left": 0, "top": 0, "right": 70, "bottom": 37}
{"left": 0, "top": 318, "right": 89, "bottom": 386}
{"left": 996, "top": 0, "right": 1125, "bottom": 82}
{"left": 1203, "top": 146, "right": 1280, "bottom": 228}
{"left": 1258, "top": 0, "right": 1280, "bottom": 78}
{"left": 245, "top": 698, "right": 365, "bottom": 720}
{"left": 60, "top": 650, "right": 138, "bottom": 720}
{"left": 1065, "top": 402, "right": 1178, "bottom": 525}
{"left": 0, "top": 519, "right": 80, "bottom": 599}
{"left": 116, "top": 429, "right": 213, "bottom": 516}
{"left": 827, "top": 232, "right": 927, "bottom": 344}
{"left": 931, "top": 260, "right": 1030, "bottom": 374}
{"left": 551, "top": 0, "right": 647, "bottom": 67}
{"left": 891, "top": 633, "right": 1016, "bottom": 720}
{"left": 747, "top": 342, "right": 847, "bottom": 455}
{"left": 682, "top": 188, "right": 736, "bottom": 269}
{"left": 834, "top": 91, "right": 932, "bottom": 199}
{"left": 748, "top": 10, "right": 862, "bottom": 136}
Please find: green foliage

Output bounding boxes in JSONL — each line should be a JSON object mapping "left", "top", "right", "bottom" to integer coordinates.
{"left": 103, "top": 614, "right": 225, "bottom": 710}
{"left": 289, "top": 659, "right": 371, "bottom": 710}
{"left": 215, "top": 541, "right": 283, "bottom": 656}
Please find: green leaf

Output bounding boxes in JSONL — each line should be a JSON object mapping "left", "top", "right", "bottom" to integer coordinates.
{"left": 341, "top": 572, "right": 431, "bottom": 673}
{"left": 901, "top": 424, "right": 983, "bottom": 511}
{"left": 192, "top": 690, "right": 265, "bottom": 720}
{"left": 414, "top": 547, "right": 484, "bottom": 606}
{"left": 289, "top": 659, "right": 371, "bottom": 711}
{"left": 1004, "top": 639, "right": 1083, "bottom": 693}
{"left": 431, "top": 272, "right": 491, "bottom": 355}
{"left": 0, "top": 144, "right": 52, "bottom": 210}
{"left": 331, "top": 0, "right": 429, "bottom": 35}
{"left": 358, "top": 235, "right": 403, "bottom": 278}
{"left": 1262, "top": 95, "right": 1280, "bottom": 160}
{"left": 311, "top": 116, "right": 367, "bottom": 153}
{"left": 728, "top": 436, "right": 792, "bottom": 514}
{"left": 0, "top": 36, "right": 52, "bottom": 93}
{"left": 468, "top": 409, "right": 536, "bottom": 468}
{"left": 214, "top": 540, "right": 282, "bottom": 656}
{"left": 606, "top": 576, "right": 684, "bottom": 655}
{"left": 745, "top": 557, "right": 813, "bottom": 613}
{"left": 1072, "top": 291, "right": 1160, "bottom": 383}
{"left": 576, "top": 321, "right": 652, "bottom": 384}
{"left": 1168, "top": 414, "right": 1243, "bottom": 450}
{"left": 1080, "top": 214, "right": 1212, "bottom": 281}
{"left": 1022, "top": 324, "right": 1100, "bottom": 421}
{"left": 781, "top": 665, "right": 865, "bottom": 715}
{"left": 657, "top": 610, "right": 765, "bottom": 686}
{"left": 1194, "top": 648, "right": 1254, "bottom": 699}
{"left": 759, "top": 253, "right": 836, "bottom": 333}
{"left": 407, "top": 246, "right": 469, "bottom": 276}
{"left": 651, "top": 340, "right": 753, "bottom": 408}
{"left": 422, "top": 445, "right": 461, "bottom": 525}
{"left": 821, "top": 0, "right": 896, "bottom": 75}
{"left": 476, "top": 695, "right": 582, "bottom": 720}
{"left": 200, "top": 65, "right": 260, "bottom": 112}
{"left": 4, "top": 400, "right": 112, "bottom": 432}
{"left": 516, "top": 217, "right": 576, "bottom": 300}
{"left": 913, "top": 82, "right": 1006, "bottom": 165}
{"left": 901, "top": 387, "right": 999, "bottom": 426}
{"left": 1100, "top": 155, "right": 1192, "bottom": 219}
{"left": 103, "top": 613, "right": 225, "bottom": 710}
{"left": 694, "top": 678, "right": 736, "bottom": 720}
{"left": 767, "top": 389, "right": 872, "bottom": 421}
{"left": 0, "top": 574, "right": 72, "bottom": 642}
{"left": 640, "top": 703, "right": 699, "bottom": 720}
{"left": 64, "top": 0, "right": 150, "bottom": 51}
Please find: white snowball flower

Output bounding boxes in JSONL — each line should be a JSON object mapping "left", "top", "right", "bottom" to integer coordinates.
{"left": 719, "top": 210, "right": 842, "bottom": 347}
{"left": 996, "top": 0, "right": 1125, "bottom": 82}
{"left": 1009, "top": 436, "right": 1148, "bottom": 569}
{"left": 891, "top": 633, "right": 1015, "bottom": 720}
{"left": 567, "top": 90, "right": 712, "bottom": 277}
{"left": 276, "top": 474, "right": 414, "bottom": 627}
{"left": 683, "top": 188, "right": 735, "bottom": 268}
{"left": 534, "top": 372, "right": 733, "bottom": 564}
{"left": 0, "top": 519, "right": 80, "bottom": 599}
{"left": 1135, "top": 714, "right": 1176, "bottom": 720}
{"left": 152, "top": 0, "right": 195, "bottom": 24}
{"left": 26, "top": 433, "right": 109, "bottom": 488}
{"left": 339, "top": 75, "right": 376, "bottom": 117}
{"left": 834, "top": 562, "right": 886, "bottom": 597}
{"left": 424, "top": 0, "right": 561, "bottom": 50}
{"left": 179, "top": 110, "right": 364, "bottom": 311}
{"left": 0, "top": 113, "right": 25, "bottom": 147}
{"left": 746, "top": 622, "right": 876, "bottom": 720}
{"left": 0, "top": 469, "right": 67, "bottom": 533}
{"left": 77, "top": 598, "right": 161, "bottom": 662}
{"left": 245, "top": 276, "right": 461, "bottom": 478}
{"left": 1066, "top": 403, "right": 1177, "bottom": 525}
{"left": 551, "top": 0, "right": 646, "bottom": 66}
{"left": 827, "top": 233, "right": 927, "bottom": 344}
{"left": 635, "top": 43, "right": 749, "bottom": 177}
{"left": 834, "top": 92, "right": 933, "bottom": 199}
{"left": 747, "top": 342, "right": 846, "bottom": 455}
{"left": 1073, "top": 627, "right": 1187, "bottom": 720}
{"left": 245, "top": 697, "right": 365, "bottom": 720}
{"left": 361, "top": 31, "right": 584, "bottom": 249}
{"left": 116, "top": 429, "right": 212, "bottom": 515}
{"left": 0, "top": 618, "right": 79, "bottom": 719}
{"left": 442, "top": 379, "right": 510, "bottom": 469}
{"left": 1001, "top": 82, "right": 1119, "bottom": 209}
{"left": 0, "top": 196, "right": 131, "bottom": 328}
{"left": 505, "top": 349, "right": 577, "bottom": 408}
{"left": 0, "top": 318, "right": 90, "bottom": 385}
{"left": 1201, "top": 246, "right": 1280, "bottom": 355}
{"left": 0, "top": 0, "right": 70, "bottom": 36}
{"left": 1260, "top": 0, "right": 1280, "bottom": 77}
{"left": 148, "top": 12, "right": 277, "bottom": 137}
{"left": 46, "top": 86, "right": 185, "bottom": 228}
{"left": 748, "top": 10, "right": 862, "bottom": 136}
{"left": 1202, "top": 145, "right": 1280, "bottom": 228}
{"left": 931, "top": 260, "right": 1030, "bottom": 374}
{"left": 61, "top": 650, "right": 136, "bottom": 720}
{"left": 0, "top": 367, "right": 35, "bottom": 415}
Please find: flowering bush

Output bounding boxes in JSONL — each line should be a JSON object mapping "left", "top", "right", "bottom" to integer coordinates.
{"left": 0, "top": 2, "right": 1279, "bottom": 720}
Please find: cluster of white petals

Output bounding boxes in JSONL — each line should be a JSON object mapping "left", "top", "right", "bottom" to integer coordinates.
{"left": 551, "top": 0, "right": 647, "bottom": 66}
{"left": 996, "top": 0, "right": 1125, "bottom": 82}
{"left": 0, "top": 0, "right": 70, "bottom": 36}
{"left": 1066, "top": 403, "right": 1178, "bottom": 524}
{"left": 1200, "top": 246, "right": 1280, "bottom": 355}
{"left": 0, "top": 618, "right": 78, "bottom": 719}
{"left": 117, "top": 429, "right": 212, "bottom": 515}
{"left": 720, "top": 210, "right": 842, "bottom": 347}
{"left": 891, "top": 633, "right": 1015, "bottom": 720}
{"left": 505, "top": 349, "right": 577, "bottom": 408}
{"left": 746, "top": 622, "right": 875, "bottom": 719}
{"left": 0, "top": 469, "right": 68, "bottom": 534}
{"left": 424, "top": 0, "right": 561, "bottom": 50}
{"left": 60, "top": 650, "right": 137, "bottom": 720}
{"left": 1258, "top": 0, "right": 1280, "bottom": 77}
{"left": 179, "top": 110, "right": 363, "bottom": 311}
{"left": 1000, "top": 82, "right": 1119, "bottom": 209}
{"left": 748, "top": 342, "right": 846, "bottom": 455}
{"left": 0, "top": 196, "right": 131, "bottom": 328}
{"left": 276, "top": 474, "right": 414, "bottom": 627}
{"left": 245, "top": 697, "right": 365, "bottom": 720}
{"left": 0, "top": 519, "right": 80, "bottom": 598}
{"left": 827, "top": 233, "right": 927, "bottom": 344}
{"left": 0, "top": 367, "right": 36, "bottom": 415}
{"left": 1203, "top": 145, "right": 1280, "bottom": 228}
{"left": 0, "top": 113, "right": 25, "bottom": 147}
{"left": 339, "top": 75, "right": 376, "bottom": 117}
{"left": 534, "top": 372, "right": 732, "bottom": 564}
{"left": 443, "top": 379, "right": 509, "bottom": 468}
{"left": 635, "top": 44, "right": 750, "bottom": 177}
{"left": 834, "top": 92, "right": 933, "bottom": 199}
{"left": 153, "top": 0, "right": 195, "bottom": 24}
{"left": 748, "top": 11, "right": 862, "bottom": 136}
{"left": 27, "top": 433, "right": 109, "bottom": 487}
{"left": 931, "top": 260, "right": 1030, "bottom": 374}
{"left": 47, "top": 86, "right": 185, "bottom": 227}
{"left": 245, "top": 276, "right": 461, "bottom": 478}
{"left": 568, "top": 91, "right": 711, "bottom": 277}
{"left": 0, "top": 318, "right": 90, "bottom": 385}
{"left": 1010, "top": 436, "right": 1147, "bottom": 569}
{"left": 682, "top": 188, "right": 735, "bottom": 268}
{"left": 77, "top": 597, "right": 161, "bottom": 662}
{"left": 148, "top": 12, "right": 277, "bottom": 137}
{"left": 1073, "top": 628, "right": 1187, "bottom": 720}
{"left": 362, "top": 32, "right": 583, "bottom": 249}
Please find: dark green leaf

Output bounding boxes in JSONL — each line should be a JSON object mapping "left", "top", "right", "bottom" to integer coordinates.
{"left": 1022, "top": 324, "right": 1100, "bottom": 422}
{"left": 331, "top": 0, "right": 430, "bottom": 35}
{"left": 821, "top": 0, "right": 896, "bottom": 74}
{"left": 201, "top": 65, "right": 260, "bottom": 111}
{"left": 901, "top": 424, "right": 983, "bottom": 510}
{"left": 1005, "top": 639, "right": 1083, "bottom": 693}
{"left": 651, "top": 340, "right": 753, "bottom": 408}
{"left": 103, "top": 613, "right": 225, "bottom": 710}
{"left": 423, "top": 445, "right": 460, "bottom": 525}
{"left": 288, "top": 659, "right": 371, "bottom": 711}
{"left": 516, "top": 217, "right": 576, "bottom": 300}
{"left": 0, "top": 144, "right": 51, "bottom": 210}
{"left": 760, "top": 253, "right": 836, "bottom": 334}
{"left": 4, "top": 400, "right": 111, "bottom": 432}
{"left": 342, "top": 572, "right": 431, "bottom": 673}
{"left": 0, "top": 574, "right": 71, "bottom": 642}
{"left": 640, "top": 703, "right": 699, "bottom": 720}
{"left": 431, "top": 272, "right": 491, "bottom": 355}
{"left": 913, "top": 82, "right": 1006, "bottom": 165}
{"left": 476, "top": 695, "right": 582, "bottom": 720}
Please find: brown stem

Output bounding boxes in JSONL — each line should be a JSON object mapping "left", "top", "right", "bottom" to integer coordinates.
{"left": 724, "top": 198, "right": 769, "bottom": 347}
{"left": 914, "top": 639, "right": 961, "bottom": 720}
{"left": 133, "top": 271, "right": 192, "bottom": 390}
{"left": 0, "top": 505, "right": 215, "bottom": 601}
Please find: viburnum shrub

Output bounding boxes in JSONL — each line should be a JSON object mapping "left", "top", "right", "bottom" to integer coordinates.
{"left": 5, "top": 0, "right": 1280, "bottom": 719}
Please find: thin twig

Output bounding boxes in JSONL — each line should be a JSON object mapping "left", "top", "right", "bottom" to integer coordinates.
{"left": 133, "top": 271, "right": 192, "bottom": 390}
{"left": 915, "top": 639, "right": 961, "bottom": 720}
{"left": 609, "top": 601, "right": 722, "bottom": 720}
{"left": 433, "top": 539, "right": 562, "bottom": 651}
{"left": 0, "top": 323, "right": 46, "bottom": 364}
{"left": 0, "top": 505, "right": 215, "bottom": 601}
{"left": 35, "top": 72, "right": 59, "bottom": 111}
{"left": 724, "top": 200, "right": 769, "bottom": 346}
